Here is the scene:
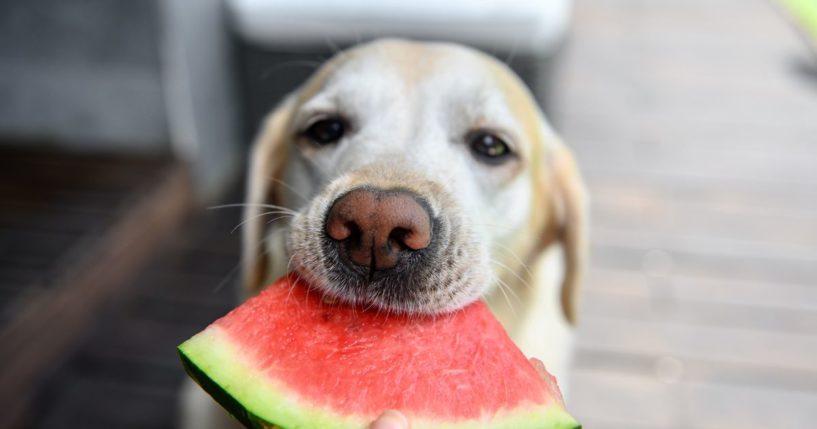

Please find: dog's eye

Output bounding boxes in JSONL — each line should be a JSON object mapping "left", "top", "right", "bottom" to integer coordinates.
{"left": 306, "top": 118, "right": 345, "bottom": 145}
{"left": 469, "top": 132, "right": 513, "bottom": 164}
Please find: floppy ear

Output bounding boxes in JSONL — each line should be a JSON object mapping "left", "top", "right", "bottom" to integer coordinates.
{"left": 543, "top": 143, "right": 588, "bottom": 326}
{"left": 242, "top": 97, "right": 295, "bottom": 295}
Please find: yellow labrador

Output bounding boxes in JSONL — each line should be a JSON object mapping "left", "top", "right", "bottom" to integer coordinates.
{"left": 180, "top": 38, "right": 587, "bottom": 429}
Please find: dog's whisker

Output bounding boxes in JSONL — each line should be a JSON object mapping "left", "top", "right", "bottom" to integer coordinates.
{"left": 502, "top": 35, "right": 523, "bottom": 66}
{"left": 211, "top": 261, "right": 242, "bottom": 294}
{"left": 353, "top": 27, "right": 363, "bottom": 46}
{"left": 323, "top": 35, "right": 342, "bottom": 56}
{"left": 265, "top": 214, "right": 295, "bottom": 225}
{"left": 490, "top": 257, "right": 533, "bottom": 291}
{"left": 363, "top": 297, "right": 379, "bottom": 314}
{"left": 212, "top": 219, "right": 283, "bottom": 294}
{"left": 267, "top": 176, "right": 310, "bottom": 204}
{"left": 494, "top": 277, "right": 519, "bottom": 319}
{"left": 492, "top": 242, "right": 536, "bottom": 279}
{"left": 230, "top": 211, "right": 294, "bottom": 234}
{"left": 209, "top": 203, "right": 298, "bottom": 215}
{"left": 213, "top": 216, "right": 282, "bottom": 294}
{"left": 285, "top": 253, "right": 300, "bottom": 303}
{"left": 496, "top": 276, "right": 520, "bottom": 301}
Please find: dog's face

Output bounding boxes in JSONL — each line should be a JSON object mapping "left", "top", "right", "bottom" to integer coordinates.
{"left": 244, "top": 39, "right": 586, "bottom": 320}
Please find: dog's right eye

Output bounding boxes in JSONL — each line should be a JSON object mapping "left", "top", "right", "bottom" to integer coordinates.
{"left": 468, "top": 131, "right": 515, "bottom": 165}
{"left": 305, "top": 118, "right": 346, "bottom": 145}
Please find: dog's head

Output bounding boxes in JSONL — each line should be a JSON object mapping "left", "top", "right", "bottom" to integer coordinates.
{"left": 243, "top": 39, "right": 586, "bottom": 322}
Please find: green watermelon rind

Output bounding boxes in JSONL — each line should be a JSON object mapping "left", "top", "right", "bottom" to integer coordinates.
{"left": 179, "top": 326, "right": 581, "bottom": 429}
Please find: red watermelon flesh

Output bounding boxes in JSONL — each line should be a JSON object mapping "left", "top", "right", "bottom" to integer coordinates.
{"left": 178, "top": 274, "right": 580, "bottom": 429}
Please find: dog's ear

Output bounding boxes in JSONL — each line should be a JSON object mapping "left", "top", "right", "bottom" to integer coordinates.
{"left": 242, "top": 97, "right": 295, "bottom": 295}
{"left": 539, "top": 142, "right": 588, "bottom": 326}
{"left": 552, "top": 144, "right": 588, "bottom": 325}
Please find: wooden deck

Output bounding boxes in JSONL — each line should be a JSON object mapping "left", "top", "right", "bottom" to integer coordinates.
{"left": 9, "top": 0, "right": 817, "bottom": 427}
{"left": 559, "top": 0, "right": 817, "bottom": 427}
{"left": 27, "top": 202, "right": 240, "bottom": 429}
{"left": 0, "top": 149, "right": 193, "bottom": 428}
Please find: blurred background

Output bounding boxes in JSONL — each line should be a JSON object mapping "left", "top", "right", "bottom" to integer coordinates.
{"left": 1, "top": 0, "right": 816, "bottom": 427}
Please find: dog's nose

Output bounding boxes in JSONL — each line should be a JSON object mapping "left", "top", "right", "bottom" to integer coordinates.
{"left": 325, "top": 188, "right": 432, "bottom": 272}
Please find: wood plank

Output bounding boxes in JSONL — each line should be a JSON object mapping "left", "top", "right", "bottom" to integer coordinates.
{"left": 549, "top": 0, "right": 817, "bottom": 426}
{"left": 584, "top": 268, "right": 817, "bottom": 311}
{"left": 568, "top": 371, "right": 676, "bottom": 428}
{"left": 582, "top": 287, "right": 817, "bottom": 335}
{"left": 589, "top": 197, "right": 817, "bottom": 248}
{"left": 578, "top": 154, "right": 817, "bottom": 187}
{"left": 0, "top": 165, "right": 193, "bottom": 429}
{"left": 686, "top": 381, "right": 817, "bottom": 428}
{"left": 589, "top": 243, "right": 817, "bottom": 285}
{"left": 575, "top": 316, "right": 817, "bottom": 371}
{"left": 574, "top": 347, "right": 817, "bottom": 393}
{"left": 26, "top": 196, "right": 243, "bottom": 429}
{"left": 0, "top": 228, "right": 86, "bottom": 263}
{"left": 133, "top": 270, "right": 240, "bottom": 306}
{"left": 560, "top": 114, "right": 817, "bottom": 157}
{"left": 84, "top": 318, "right": 213, "bottom": 363}
{"left": 573, "top": 136, "right": 817, "bottom": 182}
{"left": 34, "top": 378, "right": 178, "bottom": 429}
{"left": 570, "top": 371, "right": 817, "bottom": 429}
{"left": 591, "top": 228, "right": 817, "bottom": 264}
{"left": 584, "top": 175, "right": 817, "bottom": 215}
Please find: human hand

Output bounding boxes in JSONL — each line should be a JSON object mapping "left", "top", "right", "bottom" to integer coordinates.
{"left": 368, "top": 409, "right": 409, "bottom": 429}
{"left": 528, "top": 357, "right": 549, "bottom": 380}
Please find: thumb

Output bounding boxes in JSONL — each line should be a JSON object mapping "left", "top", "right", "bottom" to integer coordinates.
{"left": 368, "top": 410, "right": 409, "bottom": 429}
{"left": 529, "top": 357, "right": 548, "bottom": 381}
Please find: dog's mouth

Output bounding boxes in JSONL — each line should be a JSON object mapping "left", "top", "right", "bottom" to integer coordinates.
{"left": 286, "top": 183, "right": 493, "bottom": 315}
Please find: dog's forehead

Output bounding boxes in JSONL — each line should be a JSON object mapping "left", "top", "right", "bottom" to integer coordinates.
{"left": 326, "top": 41, "right": 518, "bottom": 102}
{"left": 301, "top": 40, "right": 527, "bottom": 108}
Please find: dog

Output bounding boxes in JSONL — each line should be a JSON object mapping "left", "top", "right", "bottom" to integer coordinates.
{"left": 180, "top": 38, "right": 587, "bottom": 429}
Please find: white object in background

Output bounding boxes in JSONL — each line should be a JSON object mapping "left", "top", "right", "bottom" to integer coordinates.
{"left": 226, "top": 0, "right": 572, "bottom": 55}
{"left": 161, "top": 0, "right": 242, "bottom": 201}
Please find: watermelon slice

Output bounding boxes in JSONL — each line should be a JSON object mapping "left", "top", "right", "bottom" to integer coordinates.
{"left": 178, "top": 274, "right": 580, "bottom": 429}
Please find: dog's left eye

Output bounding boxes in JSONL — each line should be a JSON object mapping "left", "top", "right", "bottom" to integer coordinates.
{"left": 306, "top": 118, "right": 346, "bottom": 145}
{"left": 468, "top": 132, "right": 513, "bottom": 164}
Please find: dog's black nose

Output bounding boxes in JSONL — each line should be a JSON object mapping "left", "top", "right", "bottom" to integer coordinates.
{"left": 325, "top": 188, "right": 432, "bottom": 273}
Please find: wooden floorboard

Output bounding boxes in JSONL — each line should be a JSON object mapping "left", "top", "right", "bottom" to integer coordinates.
{"left": 582, "top": 289, "right": 817, "bottom": 335}
{"left": 570, "top": 370, "right": 817, "bottom": 429}
{"left": 25, "top": 189, "right": 242, "bottom": 429}
{"left": 0, "top": 148, "right": 192, "bottom": 428}
{"left": 561, "top": 0, "right": 817, "bottom": 426}
{"left": 585, "top": 268, "right": 817, "bottom": 311}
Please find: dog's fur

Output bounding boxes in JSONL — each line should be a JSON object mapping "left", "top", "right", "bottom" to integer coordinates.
{"left": 180, "top": 39, "right": 586, "bottom": 429}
